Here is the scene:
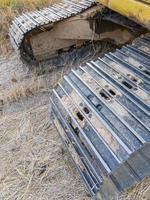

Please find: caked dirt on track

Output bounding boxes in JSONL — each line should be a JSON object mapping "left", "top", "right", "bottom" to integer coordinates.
{"left": 0, "top": 49, "right": 150, "bottom": 200}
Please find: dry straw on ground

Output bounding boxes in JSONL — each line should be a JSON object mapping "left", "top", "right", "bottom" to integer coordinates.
{"left": 2, "top": 75, "right": 48, "bottom": 103}
{"left": 0, "top": 104, "right": 89, "bottom": 200}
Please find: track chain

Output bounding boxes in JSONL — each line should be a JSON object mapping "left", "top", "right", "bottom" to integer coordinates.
{"left": 9, "top": 0, "right": 96, "bottom": 52}
{"left": 50, "top": 34, "right": 150, "bottom": 199}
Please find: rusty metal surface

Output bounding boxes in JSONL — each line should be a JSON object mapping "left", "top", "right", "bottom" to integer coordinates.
{"left": 50, "top": 34, "right": 150, "bottom": 199}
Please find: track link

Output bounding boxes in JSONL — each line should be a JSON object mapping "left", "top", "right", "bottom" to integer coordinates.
{"left": 9, "top": 0, "right": 146, "bottom": 64}
{"left": 9, "top": 0, "right": 96, "bottom": 62}
{"left": 50, "top": 34, "right": 150, "bottom": 199}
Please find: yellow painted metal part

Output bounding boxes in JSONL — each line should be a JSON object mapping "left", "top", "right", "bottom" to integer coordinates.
{"left": 98, "top": 0, "right": 150, "bottom": 30}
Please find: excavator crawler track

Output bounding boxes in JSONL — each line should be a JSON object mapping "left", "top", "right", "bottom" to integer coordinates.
{"left": 50, "top": 34, "right": 150, "bottom": 200}
{"left": 9, "top": 0, "right": 96, "bottom": 62}
{"left": 9, "top": 0, "right": 146, "bottom": 64}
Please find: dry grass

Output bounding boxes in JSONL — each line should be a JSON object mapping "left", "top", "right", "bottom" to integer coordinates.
{"left": 2, "top": 75, "right": 48, "bottom": 103}
{"left": 0, "top": 0, "right": 55, "bottom": 7}
{"left": 0, "top": 55, "right": 89, "bottom": 199}
{"left": 119, "top": 177, "right": 150, "bottom": 200}
{"left": 0, "top": 104, "right": 89, "bottom": 200}
{"left": 0, "top": 0, "right": 58, "bottom": 55}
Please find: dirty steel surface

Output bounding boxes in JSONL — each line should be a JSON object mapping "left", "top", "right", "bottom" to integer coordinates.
{"left": 9, "top": 0, "right": 146, "bottom": 64}
{"left": 50, "top": 34, "right": 150, "bottom": 199}
{"left": 9, "top": 0, "right": 96, "bottom": 62}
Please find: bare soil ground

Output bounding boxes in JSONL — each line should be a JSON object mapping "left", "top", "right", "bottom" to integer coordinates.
{"left": 0, "top": 49, "right": 149, "bottom": 200}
